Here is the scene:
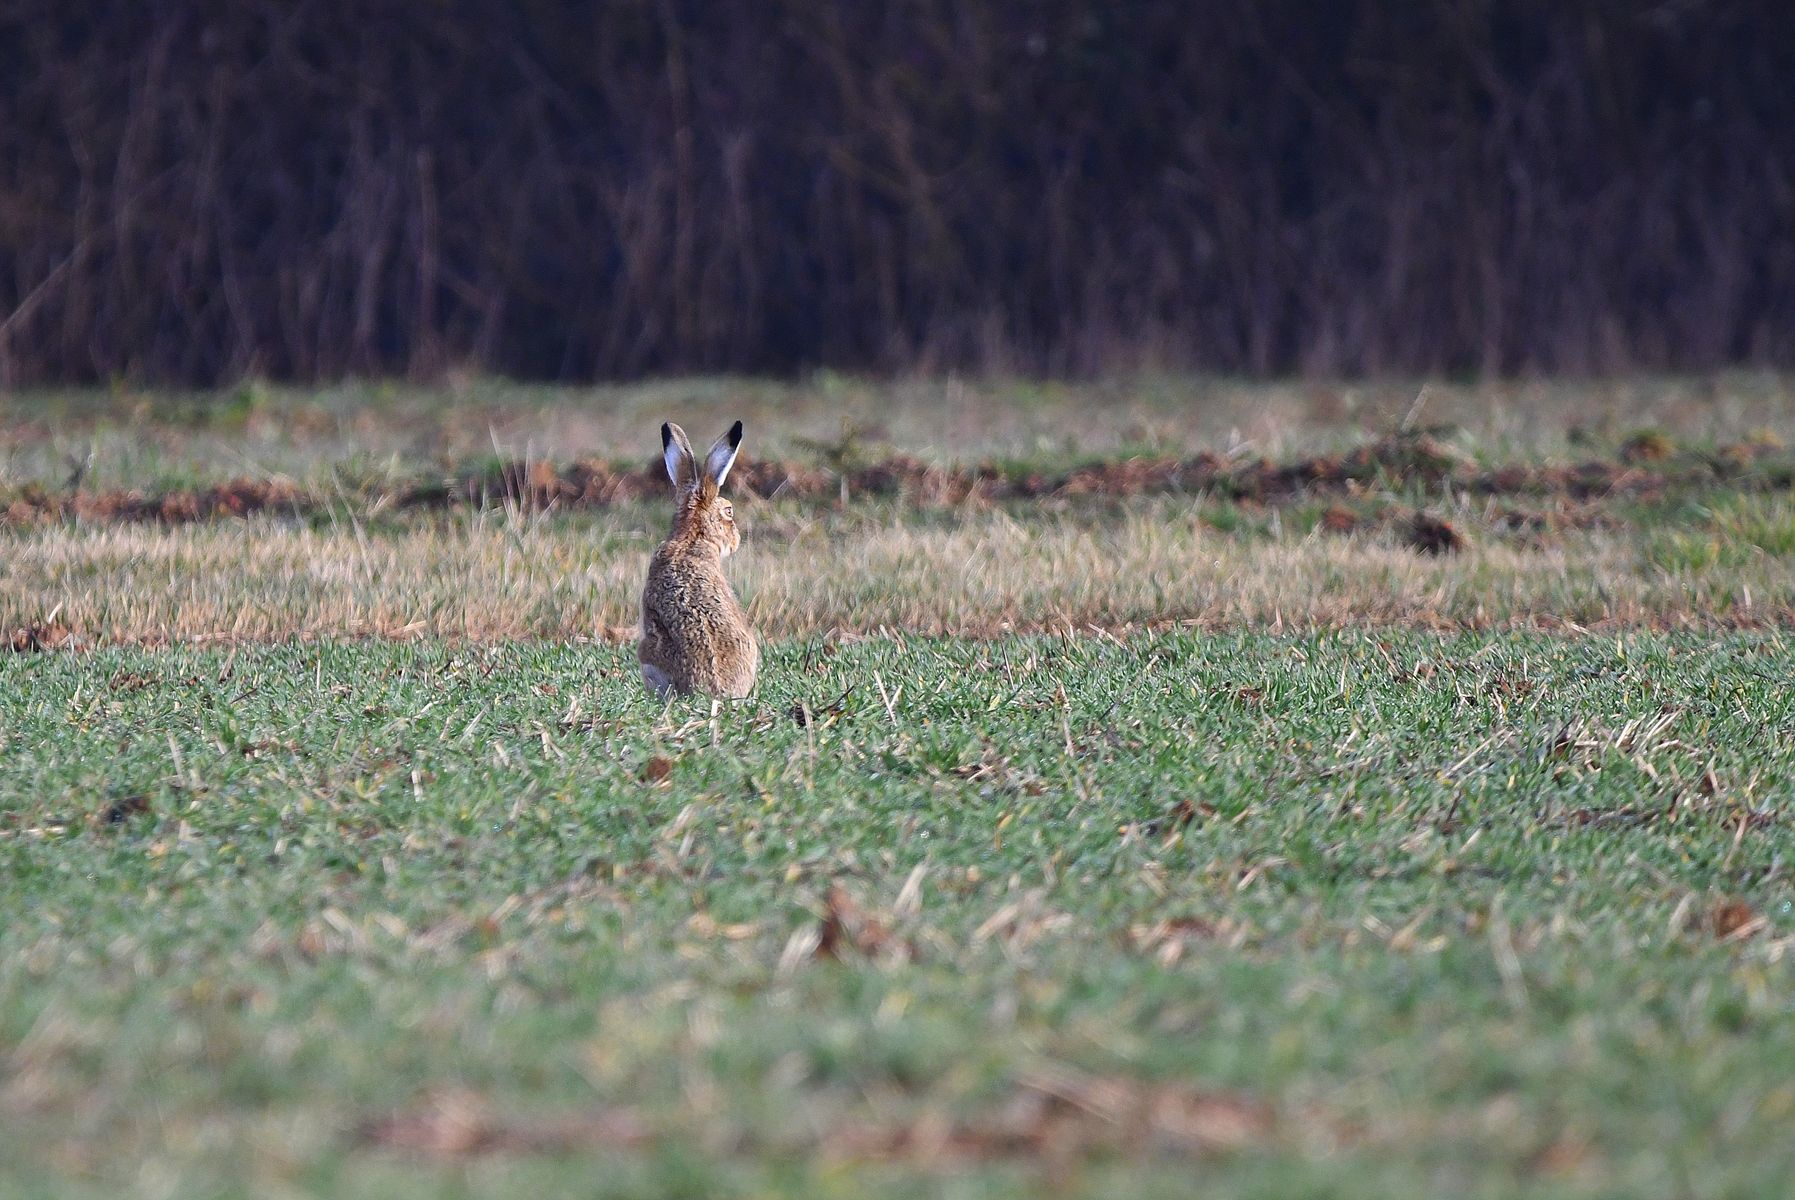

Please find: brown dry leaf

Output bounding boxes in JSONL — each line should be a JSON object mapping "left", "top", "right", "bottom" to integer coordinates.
{"left": 8, "top": 623, "right": 79, "bottom": 653}
{"left": 1710, "top": 899, "right": 1765, "bottom": 941}
{"left": 1128, "top": 915, "right": 1229, "bottom": 964}
{"left": 815, "top": 883, "right": 904, "bottom": 961}
{"left": 1131, "top": 799, "right": 1217, "bottom": 841}
{"left": 827, "top": 1071, "right": 1276, "bottom": 1164}
{"left": 100, "top": 794, "right": 153, "bottom": 826}
{"left": 1530, "top": 1133, "right": 1601, "bottom": 1178}
{"left": 295, "top": 928, "right": 328, "bottom": 960}
{"left": 358, "top": 1088, "right": 651, "bottom": 1158}
{"left": 1136, "top": 1083, "right": 1274, "bottom": 1152}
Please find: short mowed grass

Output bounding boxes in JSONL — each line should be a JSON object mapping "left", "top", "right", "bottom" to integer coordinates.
{"left": 4, "top": 630, "right": 1793, "bottom": 1198}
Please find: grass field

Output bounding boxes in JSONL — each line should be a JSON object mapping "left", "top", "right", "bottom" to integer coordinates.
{"left": 4, "top": 378, "right": 1795, "bottom": 1198}
{"left": 6, "top": 372, "right": 1795, "bottom": 490}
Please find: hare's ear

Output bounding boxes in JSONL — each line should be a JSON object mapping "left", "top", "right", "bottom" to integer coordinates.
{"left": 662, "top": 422, "right": 697, "bottom": 489}
{"left": 704, "top": 420, "right": 743, "bottom": 488}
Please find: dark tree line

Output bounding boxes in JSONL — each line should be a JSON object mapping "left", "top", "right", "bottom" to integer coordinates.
{"left": 0, "top": 0, "right": 1791, "bottom": 385}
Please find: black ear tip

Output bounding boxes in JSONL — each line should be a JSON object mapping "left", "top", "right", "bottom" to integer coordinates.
{"left": 661, "top": 422, "right": 673, "bottom": 447}
{"left": 728, "top": 419, "right": 743, "bottom": 446}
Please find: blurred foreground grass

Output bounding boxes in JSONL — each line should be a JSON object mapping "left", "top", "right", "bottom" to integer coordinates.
{"left": 3, "top": 631, "right": 1794, "bottom": 1198}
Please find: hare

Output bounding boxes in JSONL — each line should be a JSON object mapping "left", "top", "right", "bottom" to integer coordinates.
{"left": 638, "top": 420, "right": 760, "bottom": 699}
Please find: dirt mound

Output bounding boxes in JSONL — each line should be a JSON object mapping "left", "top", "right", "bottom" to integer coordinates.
{"left": 2, "top": 436, "right": 1788, "bottom": 528}
{"left": 1403, "top": 512, "right": 1465, "bottom": 555}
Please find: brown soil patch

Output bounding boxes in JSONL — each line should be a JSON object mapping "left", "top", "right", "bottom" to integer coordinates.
{"left": 1404, "top": 513, "right": 1465, "bottom": 556}
{"left": 1319, "top": 505, "right": 1360, "bottom": 534}
{"left": 4, "top": 434, "right": 1790, "bottom": 529}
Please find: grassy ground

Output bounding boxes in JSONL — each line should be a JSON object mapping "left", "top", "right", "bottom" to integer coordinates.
{"left": 5, "top": 378, "right": 1795, "bottom": 1197}
{"left": 3, "top": 631, "right": 1793, "bottom": 1198}
{"left": 5, "top": 374, "right": 1795, "bottom": 645}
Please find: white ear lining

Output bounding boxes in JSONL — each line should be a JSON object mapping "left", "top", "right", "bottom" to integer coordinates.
{"left": 662, "top": 422, "right": 695, "bottom": 488}
{"left": 706, "top": 441, "right": 739, "bottom": 488}
{"left": 705, "top": 421, "right": 743, "bottom": 488}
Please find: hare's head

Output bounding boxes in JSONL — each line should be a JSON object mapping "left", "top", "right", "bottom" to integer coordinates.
{"left": 662, "top": 420, "right": 744, "bottom": 556}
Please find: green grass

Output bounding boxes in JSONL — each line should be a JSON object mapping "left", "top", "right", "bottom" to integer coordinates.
{"left": 4, "top": 630, "right": 1794, "bottom": 1198}
{"left": 1643, "top": 492, "right": 1795, "bottom": 571}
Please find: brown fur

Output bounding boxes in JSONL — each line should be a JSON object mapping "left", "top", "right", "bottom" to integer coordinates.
{"left": 639, "top": 422, "right": 759, "bottom": 699}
